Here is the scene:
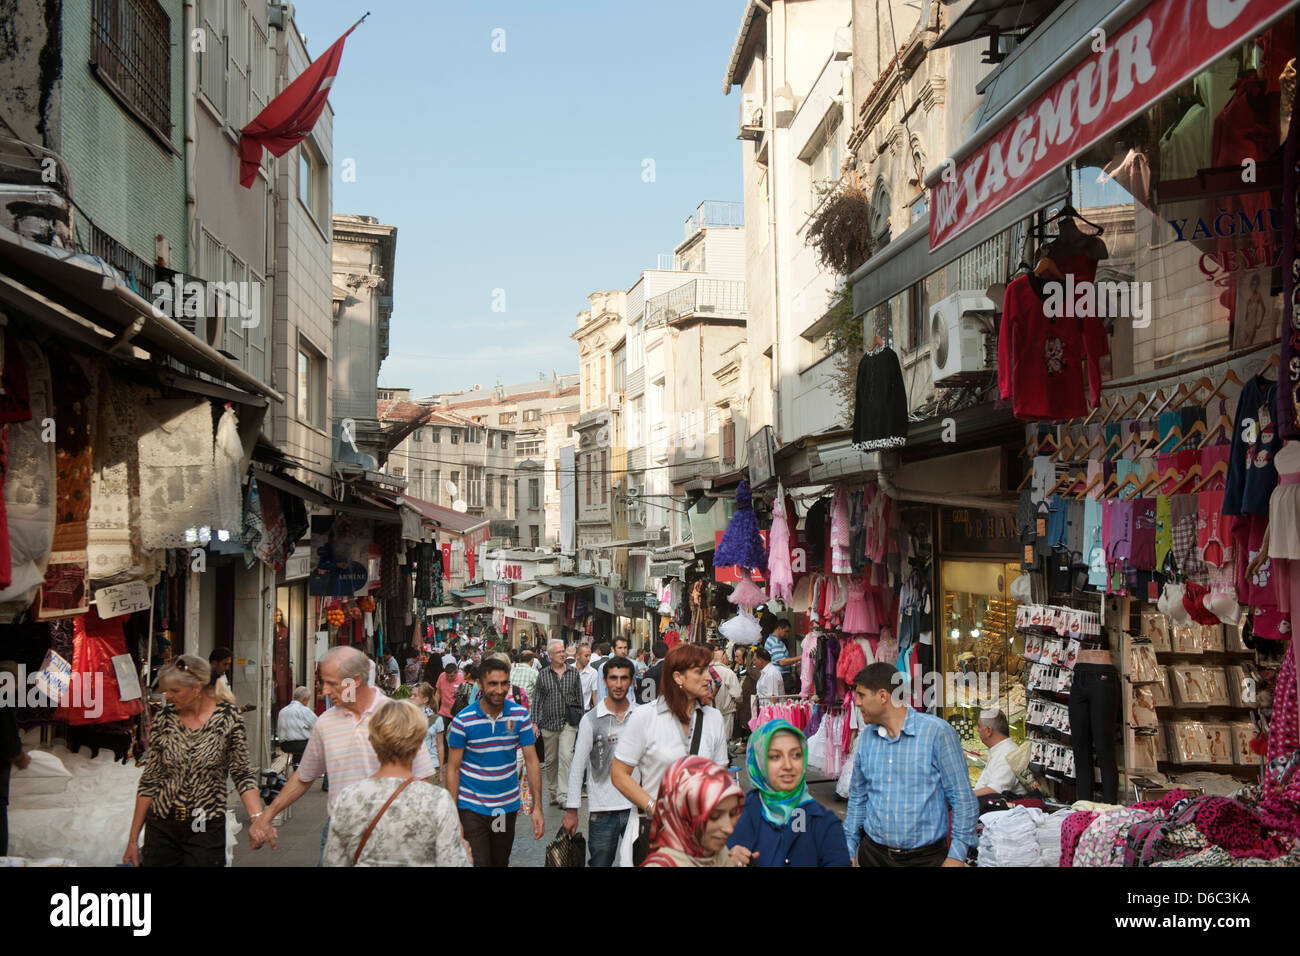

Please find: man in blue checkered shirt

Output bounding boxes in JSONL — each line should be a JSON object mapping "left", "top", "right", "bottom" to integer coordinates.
{"left": 844, "top": 662, "right": 978, "bottom": 867}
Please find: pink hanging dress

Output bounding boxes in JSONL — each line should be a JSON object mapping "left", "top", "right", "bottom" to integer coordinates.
{"left": 831, "top": 485, "right": 852, "bottom": 573}
{"left": 767, "top": 482, "right": 795, "bottom": 604}
{"left": 841, "top": 576, "right": 871, "bottom": 633}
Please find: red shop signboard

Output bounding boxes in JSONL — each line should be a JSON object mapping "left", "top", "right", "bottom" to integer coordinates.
{"left": 928, "top": 0, "right": 1295, "bottom": 250}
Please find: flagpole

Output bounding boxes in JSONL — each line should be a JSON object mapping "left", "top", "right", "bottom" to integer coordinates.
{"left": 346, "top": 11, "right": 371, "bottom": 33}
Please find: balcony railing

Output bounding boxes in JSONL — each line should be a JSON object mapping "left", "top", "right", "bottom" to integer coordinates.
{"left": 684, "top": 200, "right": 744, "bottom": 239}
{"left": 645, "top": 279, "right": 745, "bottom": 329}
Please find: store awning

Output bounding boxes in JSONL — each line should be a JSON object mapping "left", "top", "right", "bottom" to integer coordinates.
{"left": 512, "top": 585, "right": 550, "bottom": 603}
{"left": 250, "top": 463, "right": 400, "bottom": 523}
{"left": 0, "top": 225, "right": 283, "bottom": 402}
{"left": 923, "top": 0, "right": 1295, "bottom": 249}
{"left": 425, "top": 605, "right": 465, "bottom": 617}
{"left": 450, "top": 587, "right": 485, "bottom": 599}
{"left": 930, "top": 0, "right": 1060, "bottom": 52}
{"left": 580, "top": 538, "right": 650, "bottom": 550}
{"left": 538, "top": 575, "right": 598, "bottom": 589}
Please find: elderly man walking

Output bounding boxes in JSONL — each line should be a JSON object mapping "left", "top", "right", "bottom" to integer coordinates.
{"left": 532, "top": 638, "right": 583, "bottom": 807}
{"left": 249, "top": 646, "right": 436, "bottom": 864}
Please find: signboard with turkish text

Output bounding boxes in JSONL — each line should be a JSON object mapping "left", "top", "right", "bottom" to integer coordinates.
{"left": 505, "top": 605, "right": 557, "bottom": 625}
{"left": 594, "top": 586, "right": 615, "bottom": 613}
{"left": 93, "top": 581, "right": 151, "bottom": 619}
{"left": 939, "top": 507, "right": 1020, "bottom": 557}
{"left": 928, "top": 0, "right": 1294, "bottom": 249}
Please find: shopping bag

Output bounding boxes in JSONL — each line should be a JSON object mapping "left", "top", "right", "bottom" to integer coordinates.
{"left": 544, "top": 828, "right": 586, "bottom": 867}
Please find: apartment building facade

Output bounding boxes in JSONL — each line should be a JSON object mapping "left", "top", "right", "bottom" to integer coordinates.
{"left": 572, "top": 290, "right": 626, "bottom": 574}
{"left": 387, "top": 408, "right": 515, "bottom": 526}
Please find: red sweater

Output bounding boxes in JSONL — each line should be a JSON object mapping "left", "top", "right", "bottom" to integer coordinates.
{"left": 997, "top": 274, "right": 1103, "bottom": 421}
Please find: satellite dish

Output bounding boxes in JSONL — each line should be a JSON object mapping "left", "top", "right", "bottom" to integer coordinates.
{"left": 452, "top": 500, "right": 468, "bottom": 513}
{"left": 445, "top": 481, "right": 458, "bottom": 496}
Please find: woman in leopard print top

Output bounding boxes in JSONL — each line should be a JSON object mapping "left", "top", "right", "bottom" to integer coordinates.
{"left": 124, "top": 655, "right": 263, "bottom": 867}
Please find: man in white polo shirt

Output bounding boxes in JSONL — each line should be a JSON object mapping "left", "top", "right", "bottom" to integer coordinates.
{"left": 249, "top": 646, "right": 436, "bottom": 864}
{"left": 973, "top": 708, "right": 1027, "bottom": 797}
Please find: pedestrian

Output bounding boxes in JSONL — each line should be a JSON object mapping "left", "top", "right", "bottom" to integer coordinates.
{"left": 208, "top": 647, "right": 255, "bottom": 713}
{"left": 611, "top": 642, "right": 729, "bottom": 865}
{"left": 640, "top": 640, "right": 668, "bottom": 702}
{"left": 708, "top": 647, "right": 742, "bottom": 741}
{"left": 409, "top": 681, "right": 442, "bottom": 779}
{"left": 249, "top": 647, "right": 436, "bottom": 863}
{"left": 640, "top": 756, "right": 742, "bottom": 868}
{"left": 403, "top": 649, "right": 422, "bottom": 686}
{"left": 735, "top": 648, "right": 757, "bottom": 745}
{"left": 510, "top": 650, "right": 538, "bottom": 700}
{"left": 382, "top": 650, "right": 402, "bottom": 692}
{"left": 1, "top": 660, "right": 30, "bottom": 855}
{"left": 322, "top": 699, "right": 469, "bottom": 867}
{"left": 753, "top": 647, "right": 783, "bottom": 703}
{"left": 124, "top": 655, "right": 264, "bottom": 866}
{"left": 726, "top": 719, "right": 850, "bottom": 867}
{"left": 595, "top": 636, "right": 630, "bottom": 705}
{"left": 561, "top": 655, "right": 639, "bottom": 866}
{"left": 532, "top": 638, "right": 583, "bottom": 806}
{"left": 420, "top": 649, "right": 444, "bottom": 686}
{"left": 275, "top": 685, "right": 317, "bottom": 769}
{"left": 434, "top": 662, "right": 464, "bottom": 765}
{"left": 575, "top": 643, "right": 597, "bottom": 711}
{"left": 633, "top": 649, "right": 648, "bottom": 680}
{"left": 844, "top": 663, "right": 977, "bottom": 867}
{"left": 444, "top": 657, "right": 545, "bottom": 867}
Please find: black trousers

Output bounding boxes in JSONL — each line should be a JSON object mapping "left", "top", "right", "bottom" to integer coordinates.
{"left": 856, "top": 833, "right": 948, "bottom": 868}
{"left": 279, "top": 738, "right": 307, "bottom": 768}
{"left": 459, "top": 808, "right": 517, "bottom": 867}
{"left": 1069, "top": 663, "right": 1120, "bottom": 804}
{"left": 141, "top": 814, "right": 226, "bottom": 866}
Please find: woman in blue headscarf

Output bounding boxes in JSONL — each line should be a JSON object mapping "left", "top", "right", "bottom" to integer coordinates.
{"left": 727, "top": 719, "right": 851, "bottom": 866}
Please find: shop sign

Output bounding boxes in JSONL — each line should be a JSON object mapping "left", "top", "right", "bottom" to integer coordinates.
{"left": 939, "top": 507, "right": 1020, "bottom": 557}
{"left": 93, "top": 581, "right": 151, "bottom": 619}
{"left": 928, "top": 0, "right": 1294, "bottom": 250}
{"left": 283, "top": 546, "right": 312, "bottom": 582}
{"left": 505, "top": 605, "right": 557, "bottom": 625}
{"left": 32, "top": 649, "right": 72, "bottom": 701}
{"left": 594, "top": 586, "right": 615, "bottom": 613}
{"left": 747, "top": 426, "right": 775, "bottom": 487}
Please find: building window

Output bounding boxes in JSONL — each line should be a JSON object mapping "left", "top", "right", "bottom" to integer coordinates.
{"left": 413, "top": 468, "right": 423, "bottom": 499}
{"left": 555, "top": 466, "right": 561, "bottom": 490}
{"left": 299, "top": 138, "right": 327, "bottom": 226}
{"left": 296, "top": 341, "right": 324, "bottom": 429}
{"left": 500, "top": 434, "right": 509, "bottom": 450}
{"left": 432, "top": 470, "right": 440, "bottom": 503}
{"left": 500, "top": 476, "right": 509, "bottom": 510}
{"left": 431, "top": 428, "right": 440, "bottom": 442}
{"left": 92, "top": 0, "right": 173, "bottom": 139}
{"left": 721, "top": 419, "right": 736, "bottom": 465}
{"left": 450, "top": 430, "right": 460, "bottom": 445}
{"left": 530, "top": 525, "right": 540, "bottom": 548}
{"left": 413, "top": 427, "right": 423, "bottom": 442}
{"left": 392, "top": 466, "right": 404, "bottom": 478}
{"left": 529, "top": 478, "right": 540, "bottom": 510}
{"left": 805, "top": 115, "right": 843, "bottom": 215}
{"left": 468, "top": 466, "right": 484, "bottom": 508}
{"left": 517, "top": 439, "right": 543, "bottom": 458}
{"left": 585, "top": 453, "right": 592, "bottom": 506}
{"left": 486, "top": 474, "right": 494, "bottom": 507}
{"left": 523, "top": 408, "right": 540, "bottom": 422}
{"left": 499, "top": 412, "right": 517, "bottom": 425}
{"left": 486, "top": 432, "right": 494, "bottom": 449}
{"left": 600, "top": 451, "right": 607, "bottom": 504}
{"left": 450, "top": 471, "right": 460, "bottom": 501}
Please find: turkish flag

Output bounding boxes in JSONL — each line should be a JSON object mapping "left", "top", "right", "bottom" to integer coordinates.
{"left": 238, "top": 23, "right": 357, "bottom": 187}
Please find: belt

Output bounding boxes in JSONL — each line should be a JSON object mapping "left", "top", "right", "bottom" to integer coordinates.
{"left": 153, "top": 806, "right": 224, "bottom": 824}
{"left": 862, "top": 831, "right": 945, "bottom": 860}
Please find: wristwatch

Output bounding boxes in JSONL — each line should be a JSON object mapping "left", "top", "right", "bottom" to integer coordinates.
{"left": 644, "top": 798, "right": 655, "bottom": 815}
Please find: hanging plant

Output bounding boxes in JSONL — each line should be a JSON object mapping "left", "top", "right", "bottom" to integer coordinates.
{"left": 806, "top": 181, "right": 876, "bottom": 277}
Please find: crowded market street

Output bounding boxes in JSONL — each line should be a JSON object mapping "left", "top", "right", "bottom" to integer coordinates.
{"left": 3, "top": 1, "right": 1300, "bottom": 931}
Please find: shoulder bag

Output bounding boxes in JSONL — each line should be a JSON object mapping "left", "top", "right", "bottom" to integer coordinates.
{"left": 351, "top": 776, "right": 417, "bottom": 866}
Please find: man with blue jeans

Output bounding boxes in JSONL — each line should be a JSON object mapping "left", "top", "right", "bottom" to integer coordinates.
{"left": 562, "top": 656, "right": 639, "bottom": 866}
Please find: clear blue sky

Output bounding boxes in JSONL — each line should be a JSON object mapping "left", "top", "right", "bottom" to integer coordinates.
{"left": 294, "top": 0, "right": 748, "bottom": 398}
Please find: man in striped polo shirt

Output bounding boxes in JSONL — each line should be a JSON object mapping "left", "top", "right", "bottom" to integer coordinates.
{"left": 445, "top": 657, "right": 545, "bottom": 866}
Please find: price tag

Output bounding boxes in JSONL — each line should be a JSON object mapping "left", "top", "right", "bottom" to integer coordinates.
{"left": 33, "top": 649, "right": 72, "bottom": 702}
{"left": 93, "top": 580, "right": 151, "bottom": 618}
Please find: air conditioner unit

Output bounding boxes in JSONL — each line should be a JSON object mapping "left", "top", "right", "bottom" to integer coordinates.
{"left": 929, "top": 291, "right": 995, "bottom": 385}
{"left": 608, "top": 392, "right": 622, "bottom": 409}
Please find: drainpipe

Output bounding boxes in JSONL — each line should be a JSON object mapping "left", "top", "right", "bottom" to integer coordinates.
{"left": 183, "top": 0, "right": 197, "bottom": 274}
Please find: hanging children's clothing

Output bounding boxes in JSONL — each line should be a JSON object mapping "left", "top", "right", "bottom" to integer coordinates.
{"left": 851, "top": 345, "right": 908, "bottom": 450}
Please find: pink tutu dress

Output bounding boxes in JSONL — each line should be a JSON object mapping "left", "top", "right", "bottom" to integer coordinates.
{"left": 767, "top": 482, "right": 795, "bottom": 604}
{"left": 841, "top": 576, "right": 871, "bottom": 633}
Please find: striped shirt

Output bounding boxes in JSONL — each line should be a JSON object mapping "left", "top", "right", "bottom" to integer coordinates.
{"left": 448, "top": 698, "right": 537, "bottom": 816}
{"left": 843, "top": 707, "right": 978, "bottom": 861}
{"left": 297, "top": 689, "right": 436, "bottom": 816}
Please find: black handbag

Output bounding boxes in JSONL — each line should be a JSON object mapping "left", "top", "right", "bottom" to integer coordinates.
{"left": 544, "top": 828, "right": 586, "bottom": 867}
{"left": 566, "top": 704, "right": 583, "bottom": 727}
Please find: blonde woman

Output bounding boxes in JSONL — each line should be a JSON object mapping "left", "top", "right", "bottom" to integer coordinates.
{"left": 124, "top": 655, "right": 262, "bottom": 866}
{"left": 323, "top": 699, "right": 469, "bottom": 866}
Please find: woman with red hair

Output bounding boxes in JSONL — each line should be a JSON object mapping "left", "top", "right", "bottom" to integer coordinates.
{"left": 612, "top": 642, "right": 729, "bottom": 864}
{"left": 641, "top": 756, "right": 742, "bottom": 867}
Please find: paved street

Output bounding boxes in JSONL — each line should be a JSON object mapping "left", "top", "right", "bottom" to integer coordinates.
{"left": 233, "top": 748, "right": 846, "bottom": 867}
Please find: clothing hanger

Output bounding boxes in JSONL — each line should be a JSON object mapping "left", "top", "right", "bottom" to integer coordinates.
{"left": 1029, "top": 204, "right": 1106, "bottom": 239}
{"left": 1153, "top": 425, "right": 1185, "bottom": 454}
{"left": 1016, "top": 469, "right": 1033, "bottom": 492}
{"left": 1078, "top": 430, "right": 1106, "bottom": 459}
{"left": 1051, "top": 433, "right": 1078, "bottom": 462}
{"left": 1077, "top": 469, "right": 1106, "bottom": 498}
{"left": 870, "top": 333, "right": 884, "bottom": 350}
{"left": 1149, "top": 466, "right": 1183, "bottom": 495}
{"left": 1099, "top": 433, "right": 1123, "bottom": 460}
{"left": 1168, "top": 464, "right": 1202, "bottom": 494}
{"left": 1151, "top": 383, "right": 1189, "bottom": 418}
{"left": 1081, "top": 398, "right": 1112, "bottom": 427}
{"left": 1132, "top": 470, "right": 1163, "bottom": 497}
{"left": 1134, "top": 388, "right": 1167, "bottom": 420}
{"left": 1114, "top": 472, "right": 1145, "bottom": 500}
{"left": 1182, "top": 377, "right": 1214, "bottom": 407}
{"left": 1168, "top": 383, "right": 1200, "bottom": 411}
{"left": 1046, "top": 469, "right": 1081, "bottom": 497}
{"left": 1189, "top": 460, "right": 1228, "bottom": 494}
{"left": 1174, "top": 420, "right": 1208, "bottom": 450}
{"left": 1117, "top": 431, "right": 1145, "bottom": 459}
{"left": 1197, "top": 414, "right": 1233, "bottom": 449}
{"left": 1260, "top": 353, "right": 1280, "bottom": 378}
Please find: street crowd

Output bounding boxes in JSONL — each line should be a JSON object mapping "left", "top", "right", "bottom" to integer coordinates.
{"left": 119, "top": 613, "right": 984, "bottom": 867}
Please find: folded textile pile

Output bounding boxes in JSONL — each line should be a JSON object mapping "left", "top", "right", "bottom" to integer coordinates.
{"left": 978, "top": 805, "right": 1043, "bottom": 866}
{"left": 1036, "top": 809, "right": 1070, "bottom": 866}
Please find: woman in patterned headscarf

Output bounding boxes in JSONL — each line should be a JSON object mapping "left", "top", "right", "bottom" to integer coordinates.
{"left": 727, "top": 719, "right": 851, "bottom": 866}
{"left": 640, "top": 756, "right": 742, "bottom": 867}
